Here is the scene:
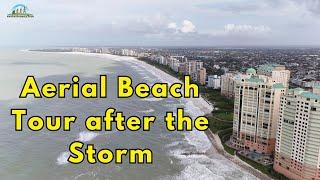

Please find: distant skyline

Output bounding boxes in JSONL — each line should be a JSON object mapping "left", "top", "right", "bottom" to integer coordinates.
{"left": 1, "top": 0, "right": 320, "bottom": 47}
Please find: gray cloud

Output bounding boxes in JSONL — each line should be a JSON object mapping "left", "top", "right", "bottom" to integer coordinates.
{"left": 196, "top": 1, "right": 262, "bottom": 14}
{"left": 196, "top": 0, "right": 320, "bottom": 17}
{"left": 217, "top": 24, "right": 271, "bottom": 36}
{"left": 292, "top": 0, "right": 320, "bottom": 15}
{"left": 0, "top": 0, "right": 319, "bottom": 46}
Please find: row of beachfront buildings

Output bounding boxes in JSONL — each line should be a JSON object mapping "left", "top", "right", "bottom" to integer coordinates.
{"left": 70, "top": 48, "right": 210, "bottom": 86}
{"left": 140, "top": 52, "right": 320, "bottom": 179}
{"left": 148, "top": 55, "right": 207, "bottom": 86}
{"left": 96, "top": 47, "right": 320, "bottom": 179}
{"left": 72, "top": 47, "right": 320, "bottom": 179}
{"left": 136, "top": 50, "right": 320, "bottom": 179}
{"left": 221, "top": 64, "right": 320, "bottom": 179}
{"left": 149, "top": 54, "right": 223, "bottom": 89}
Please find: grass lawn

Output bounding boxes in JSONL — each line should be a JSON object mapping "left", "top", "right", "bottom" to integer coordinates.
{"left": 215, "top": 112, "right": 233, "bottom": 121}
{"left": 203, "top": 88, "right": 234, "bottom": 111}
{"left": 208, "top": 116, "right": 232, "bottom": 133}
{"left": 223, "top": 144, "right": 236, "bottom": 155}
{"left": 218, "top": 128, "right": 236, "bottom": 155}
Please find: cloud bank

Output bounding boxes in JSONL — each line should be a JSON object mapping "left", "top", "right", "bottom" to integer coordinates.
{"left": 0, "top": 0, "right": 319, "bottom": 46}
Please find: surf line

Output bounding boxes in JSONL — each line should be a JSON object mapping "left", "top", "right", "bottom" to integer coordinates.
{"left": 18, "top": 75, "right": 199, "bottom": 99}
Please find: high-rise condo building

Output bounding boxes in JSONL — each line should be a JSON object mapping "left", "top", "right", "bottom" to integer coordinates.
{"left": 221, "top": 73, "right": 236, "bottom": 98}
{"left": 274, "top": 87, "right": 320, "bottom": 179}
{"left": 221, "top": 64, "right": 290, "bottom": 99}
{"left": 198, "top": 68, "right": 206, "bottom": 85}
{"left": 207, "top": 75, "right": 221, "bottom": 89}
{"left": 178, "top": 60, "right": 203, "bottom": 76}
{"left": 168, "top": 57, "right": 180, "bottom": 72}
{"left": 230, "top": 68, "right": 287, "bottom": 155}
{"left": 257, "top": 64, "right": 291, "bottom": 86}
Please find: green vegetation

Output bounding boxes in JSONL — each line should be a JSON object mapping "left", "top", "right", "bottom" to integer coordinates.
{"left": 218, "top": 128, "right": 233, "bottom": 142}
{"left": 202, "top": 87, "right": 288, "bottom": 179}
{"left": 215, "top": 112, "right": 233, "bottom": 121}
{"left": 202, "top": 88, "right": 234, "bottom": 134}
{"left": 223, "top": 143, "right": 236, "bottom": 155}
{"left": 202, "top": 88, "right": 234, "bottom": 113}
{"left": 208, "top": 117, "right": 232, "bottom": 133}
{"left": 138, "top": 57, "right": 287, "bottom": 180}
{"left": 218, "top": 128, "right": 235, "bottom": 155}
{"left": 138, "top": 57, "right": 235, "bottom": 148}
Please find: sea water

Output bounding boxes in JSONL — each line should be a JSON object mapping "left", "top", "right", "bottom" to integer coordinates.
{"left": 0, "top": 50, "right": 256, "bottom": 180}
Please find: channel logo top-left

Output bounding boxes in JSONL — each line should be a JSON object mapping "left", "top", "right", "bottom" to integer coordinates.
{"left": 7, "top": 4, "right": 34, "bottom": 18}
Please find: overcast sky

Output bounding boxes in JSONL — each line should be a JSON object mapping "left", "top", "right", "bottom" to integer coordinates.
{"left": 1, "top": 0, "right": 320, "bottom": 47}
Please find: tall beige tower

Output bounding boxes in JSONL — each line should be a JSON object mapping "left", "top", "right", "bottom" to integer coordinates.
{"left": 198, "top": 68, "right": 206, "bottom": 85}
{"left": 221, "top": 73, "right": 236, "bottom": 98}
{"left": 274, "top": 87, "right": 320, "bottom": 179}
{"left": 257, "top": 64, "right": 291, "bottom": 86}
{"left": 230, "top": 68, "right": 287, "bottom": 154}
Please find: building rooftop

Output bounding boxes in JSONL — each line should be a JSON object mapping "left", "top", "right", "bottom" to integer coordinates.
{"left": 246, "top": 76, "right": 264, "bottom": 83}
{"left": 300, "top": 92, "right": 320, "bottom": 100}
{"left": 288, "top": 88, "right": 320, "bottom": 100}
{"left": 257, "top": 64, "right": 281, "bottom": 73}
{"left": 294, "top": 88, "right": 305, "bottom": 92}
{"left": 246, "top": 68, "right": 257, "bottom": 75}
{"left": 273, "top": 83, "right": 285, "bottom": 89}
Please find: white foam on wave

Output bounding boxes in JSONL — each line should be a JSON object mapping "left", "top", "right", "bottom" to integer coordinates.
{"left": 164, "top": 103, "right": 182, "bottom": 107}
{"left": 165, "top": 141, "right": 181, "bottom": 148}
{"left": 77, "top": 131, "right": 99, "bottom": 142}
{"left": 142, "top": 97, "right": 163, "bottom": 102}
{"left": 168, "top": 146, "right": 257, "bottom": 180}
{"left": 136, "top": 69, "right": 145, "bottom": 72}
{"left": 165, "top": 98, "right": 257, "bottom": 179}
{"left": 138, "top": 109, "right": 155, "bottom": 113}
{"left": 184, "top": 100, "right": 201, "bottom": 118}
{"left": 74, "top": 171, "right": 98, "bottom": 180}
{"left": 142, "top": 76, "right": 151, "bottom": 79}
{"left": 167, "top": 146, "right": 224, "bottom": 179}
{"left": 178, "top": 162, "right": 225, "bottom": 180}
{"left": 120, "top": 56, "right": 213, "bottom": 115}
{"left": 56, "top": 151, "right": 71, "bottom": 165}
{"left": 56, "top": 131, "right": 99, "bottom": 166}
{"left": 65, "top": 53, "right": 255, "bottom": 179}
{"left": 124, "top": 57, "right": 232, "bottom": 179}
{"left": 184, "top": 130, "right": 212, "bottom": 152}
{"left": 131, "top": 65, "right": 138, "bottom": 68}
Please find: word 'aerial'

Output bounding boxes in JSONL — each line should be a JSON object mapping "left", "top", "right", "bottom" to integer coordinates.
{"left": 19, "top": 75, "right": 199, "bottom": 99}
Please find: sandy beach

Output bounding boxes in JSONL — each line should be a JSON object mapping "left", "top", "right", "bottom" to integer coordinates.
{"left": 67, "top": 52, "right": 269, "bottom": 179}
{"left": 3, "top": 50, "right": 261, "bottom": 179}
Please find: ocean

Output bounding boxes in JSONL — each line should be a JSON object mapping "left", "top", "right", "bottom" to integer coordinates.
{"left": 0, "top": 50, "right": 256, "bottom": 180}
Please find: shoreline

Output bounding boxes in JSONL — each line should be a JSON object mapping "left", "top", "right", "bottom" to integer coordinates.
{"left": 27, "top": 50, "right": 268, "bottom": 179}
{"left": 205, "top": 129, "right": 271, "bottom": 180}
{"left": 127, "top": 54, "right": 271, "bottom": 180}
